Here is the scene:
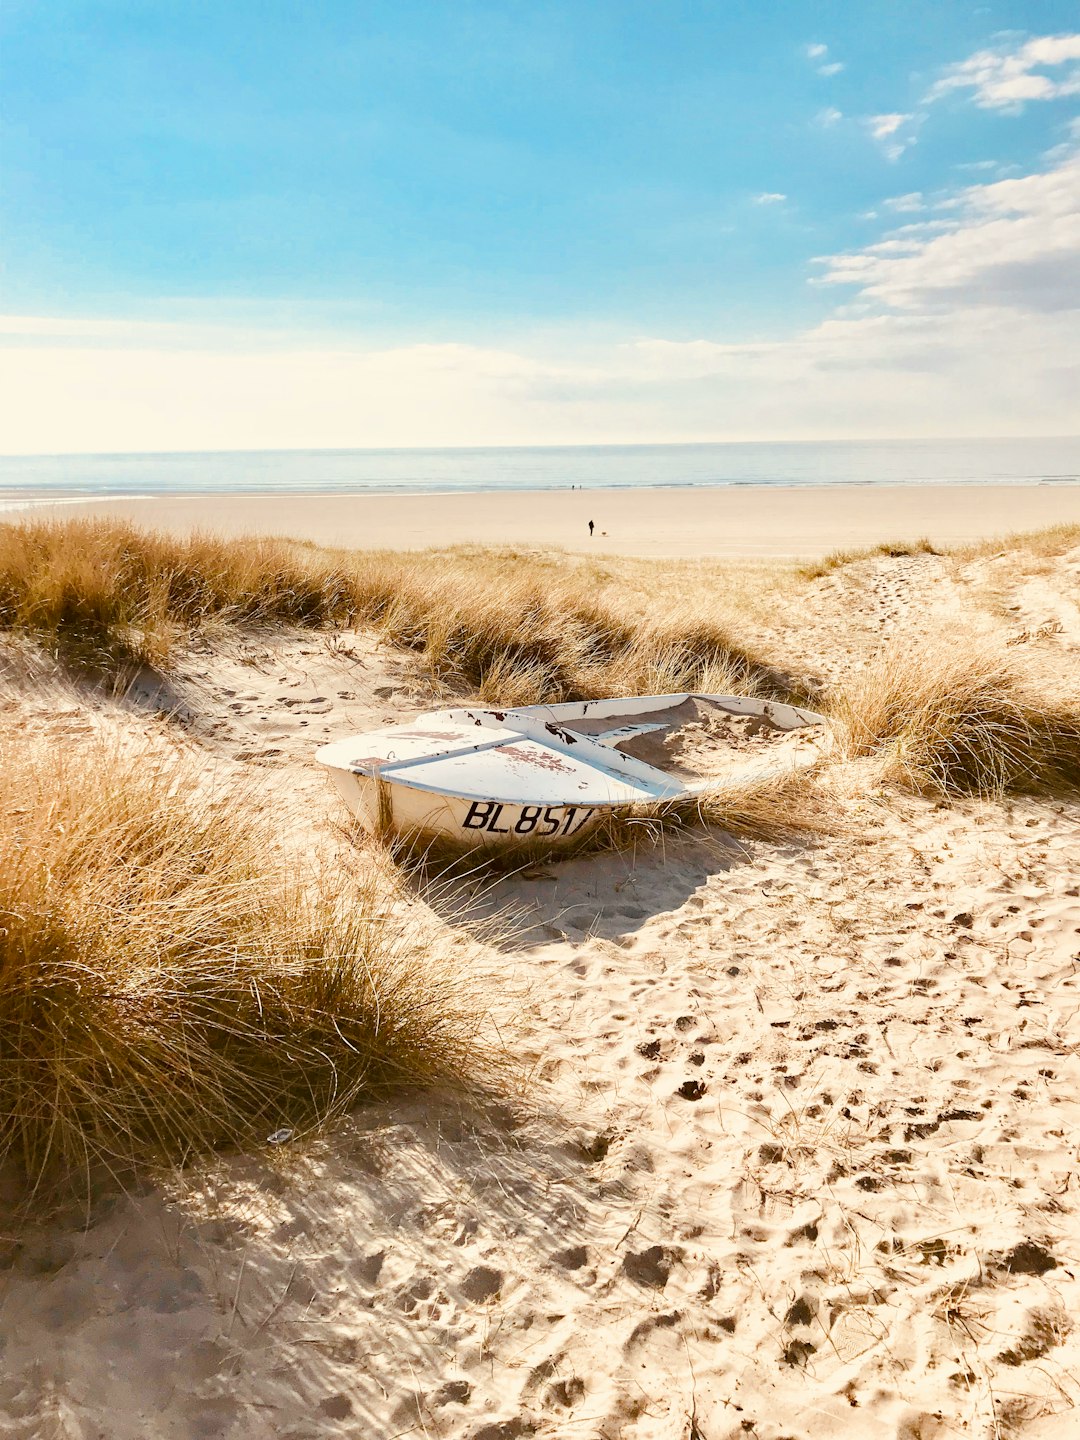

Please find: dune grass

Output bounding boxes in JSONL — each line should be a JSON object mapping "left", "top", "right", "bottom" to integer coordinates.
{"left": 0, "top": 735, "right": 496, "bottom": 1196}
{"left": 590, "top": 767, "right": 837, "bottom": 850}
{"left": 948, "top": 521, "right": 1080, "bottom": 564}
{"left": 384, "top": 762, "right": 835, "bottom": 882}
{"left": 830, "top": 634, "right": 1080, "bottom": 798}
{"left": 0, "top": 517, "right": 777, "bottom": 703}
{"left": 799, "top": 524, "right": 1080, "bottom": 581}
{"left": 798, "top": 537, "right": 940, "bottom": 580}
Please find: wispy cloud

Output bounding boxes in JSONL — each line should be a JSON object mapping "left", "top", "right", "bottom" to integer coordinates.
{"left": 621, "top": 145, "right": 1080, "bottom": 434}
{"left": 5, "top": 144, "right": 1076, "bottom": 451}
{"left": 753, "top": 192, "right": 786, "bottom": 205}
{"left": 865, "top": 112, "right": 917, "bottom": 161}
{"left": 883, "top": 192, "right": 925, "bottom": 214}
{"left": 817, "top": 147, "right": 1080, "bottom": 316}
{"left": 867, "top": 113, "right": 910, "bottom": 139}
{"left": 816, "top": 106, "right": 843, "bottom": 127}
{"left": 857, "top": 33, "right": 1080, "bottom": 169}
{"left": 805, "top": 41, "right": 844, "bottom": 77}
{"left": 930, "top": 32, "right": 1080, "bottom": 110}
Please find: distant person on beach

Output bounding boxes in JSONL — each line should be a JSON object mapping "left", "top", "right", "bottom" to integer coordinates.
{"left": 588, "top": 519, "right": 594, "bottom": 537}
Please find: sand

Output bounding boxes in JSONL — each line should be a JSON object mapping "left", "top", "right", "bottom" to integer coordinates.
{"left": 2, "top": 535, "right": 1079, "bottom": 1438}
{"left": 5, "top": 481, "right": 1080, "bottom": 557}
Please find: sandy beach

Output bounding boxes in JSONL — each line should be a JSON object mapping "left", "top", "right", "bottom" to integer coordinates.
{"left": 6, "top": 482, "right": 1080, "bottom": 557}
{"left": 6, "top": 1, "right": 1080, "bottom": 1433}
{"left": 2, "top": 515, "right": 1079, "bottom": 1439}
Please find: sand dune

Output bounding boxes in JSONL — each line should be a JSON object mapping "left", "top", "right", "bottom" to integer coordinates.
{"left": 1, "top": 537, "right": 1078, "bottom": 1439}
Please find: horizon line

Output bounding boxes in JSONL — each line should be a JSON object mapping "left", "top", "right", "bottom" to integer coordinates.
{"left": 3, "top": 434, "right": 1080, "bottom": 462}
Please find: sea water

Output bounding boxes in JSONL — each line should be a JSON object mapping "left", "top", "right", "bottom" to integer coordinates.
{"left": 0, "top": 437, "right": 1077, "bottom": 505}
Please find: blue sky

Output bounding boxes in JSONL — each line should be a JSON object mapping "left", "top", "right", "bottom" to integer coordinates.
{"left": 1, "top": 2, "right": 1078, "bottom": 449}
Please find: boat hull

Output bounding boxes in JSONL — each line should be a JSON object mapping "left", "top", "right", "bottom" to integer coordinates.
{"left": 328, "top": 767, "right": 606, "bottom": 851}
{"left": 318, "top": 691, "right": 830, "bottom": 854}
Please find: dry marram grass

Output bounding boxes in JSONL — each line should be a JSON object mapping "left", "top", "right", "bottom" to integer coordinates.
{"left": 0, "top": 518, "right": 775, "bottom": 702}
{"left": 387, "top": 765, "right": 835, "bottom": 880}
{"left": 797, "top": 536, "right": 940, "bottom": 580}
{"left": 830, "top": 634, "right": 1080, "bottom": 797}
{"left": 948, "top": 520, "right": 1080, "bottom": 564}
{"left": 0, "top": 736, "right": 496, "bottom": 1194}
{"left": 591, "top": 766, "right": 836, "bottom": 851}
{"left": 798, "top": 524, "right": 1080, "bottom": 581}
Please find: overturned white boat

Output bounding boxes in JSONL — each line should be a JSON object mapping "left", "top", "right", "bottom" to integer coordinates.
{"left": 316, "top": 692, "right": 827, "bottom": 852}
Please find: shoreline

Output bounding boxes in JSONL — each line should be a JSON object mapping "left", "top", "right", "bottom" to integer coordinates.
{"left": 3, "top": 474, "right": 1079, "bottom": 498}
{"left": 3, "top": 481, "right": 1080, "bottom": 557}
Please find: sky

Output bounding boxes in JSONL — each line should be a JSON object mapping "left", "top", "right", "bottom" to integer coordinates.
{"left": 1, "top": 1, "right": 1078, "bottom": 452}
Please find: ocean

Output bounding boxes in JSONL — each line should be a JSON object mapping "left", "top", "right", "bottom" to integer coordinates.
{"left": 0, "top": 437, "right": 1077, "bottom": 503}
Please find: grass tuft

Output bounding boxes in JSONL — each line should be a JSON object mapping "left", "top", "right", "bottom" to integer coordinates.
{"left": 798, "top": 537, "right": 940, "bottom": 581}
{"left": 385, "top": 764, "right": 833, "bottom": 880}
{"left": 0, "top": 736, "right": 496, "bottom": 1196}
{"left": 829, "top": 635, "right": 1080, "bottom": 798}
{"left": 948, "top": 521, "right": 1080, "bottom": 564}
{"left": 592, "top": 767, "right": 836, "bottom": 851}
{"left": 0, "top": 518, "right": 775, "bottom": 702}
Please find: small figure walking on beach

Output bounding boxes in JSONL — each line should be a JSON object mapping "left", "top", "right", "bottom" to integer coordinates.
{"left": 588, "top": 519, "right": 594, "bottom": 537}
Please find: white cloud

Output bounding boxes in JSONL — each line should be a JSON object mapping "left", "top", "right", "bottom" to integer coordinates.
{"left": 0, "top": 341, "right": 569, "bottom": 452}
{"left": 805, "top": 41, "right": 843, "bottom": 76}
{"left": 2, "top": 149, "right": 1077, "bottom": 449}
{"left": 753, "top": 192, "right": 786, "bottom": 205}
{"left": 930, "top": 32, "right": 1080, "bottom": 110}
{"left": 864, "top": 112, "right": 918, "bottom": 161}
{"left": 856, "top": 34, "right": 1080, "bottom": 168}
{"left": 622, "top": 150, "right": 1080, "bottom": 431}
{"left": 1, "top": 315, "right": 184, "bottom": 341}
{"left": 883, "top": 192, "right": 925, "bottom": 213}
{"left": 867, "top": 113, "right": 910, "bottom": 140}
{"left": 816, "top": 106, "right": 843, "bottom": 127}
{"left": 817, "top": 149, "right": 1080, "bottom": 316}
{"left": 2, "top": 287, "right": 1074, "bottom": 450}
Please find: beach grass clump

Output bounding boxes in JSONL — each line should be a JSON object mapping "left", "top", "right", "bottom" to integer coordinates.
{"left": 593, "top": 767, "right": 835, "bottom": 850}
{"left": 388, "top": 765, "right": 833, "bottom": 880}
{"left": 798, "top": 524, "right": 1080, "bottom": 581}
{"left": 829, "top": 636, "right": 1080, "bottom": 798}
{"left": 0, "top": 517, "right": 776, "bottom": 702}
{"left": 798, "top": 537, "right": 940, "bottom": 581}
{"left": 0, "top": 735, "right": 495, "bottom": 1193}
{"left": 949, "top": 521, "right": 1080, "bottom": 564}
{"left": 0, "top": 519, "right": 362, "bottom": 672}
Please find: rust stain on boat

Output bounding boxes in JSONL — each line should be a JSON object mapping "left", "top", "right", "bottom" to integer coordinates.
{"left": 397, "top": 729, "right": 469, "bottom": 741}
{"left": 498, "top": 743, "right": 576, "bottom": 773}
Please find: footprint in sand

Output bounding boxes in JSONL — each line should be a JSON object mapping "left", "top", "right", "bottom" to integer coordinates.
{"left": 621, "top": 1244, "right": 681, "bottom": 1288}
{"left": 460, "top": 1264, "right": 504, "bottom": 1303}
{"left": 276, "top": 694, "right": 333, "bottom": 713}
